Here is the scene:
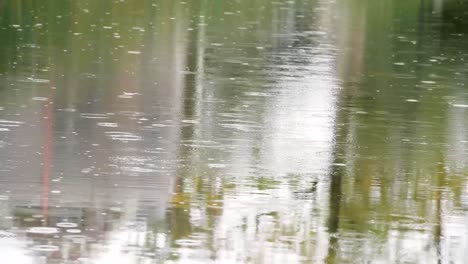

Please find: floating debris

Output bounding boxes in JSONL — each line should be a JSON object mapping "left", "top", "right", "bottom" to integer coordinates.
{"left": 208, "top": 163, "right": 226, "bottom": 168}
{"left": 32, "top": 97, "right": 49, "bottom": 101}
{"left": 97, "top": 122, "right": 118, "bottom": 128}
{"left": 57, "top": 222, "right": 78, "bottom": 228}
{"left": 27, "top": 227, "right": 60, "bottom": 235}
{"left": 106, "top": 132, "right": 142, "bottom": 141}
{"left": 23, "top": 77, "right": 50, "bottom": 83}
{"left": 182, "top": 120, "right": 199, "bottom": 124}
{"left": 244, "top": 92, "right": 271, "bottom": 97}
{"left": 453, "top": 104, "right": 468, "bottom": 108}
{"left": 66, "top": 229, "right": 82, "bottom": 234}
{"left": 120, "top": 166, "right": 159, "bottom": 173}
{"left": 420, "top": 80, "right": 436, "bottom": 84}
{"left": 80, "top": 113, "right": 109, "bottom": 119}
{"left": 332, "top": 163, "right": 346, "bottom": 167}
{"left": 0, "top": 120, "right": 24, "bottom": 127}
{"left": 151, "top": 123, "right": 169, "bottom": 127}
{"left": 32, "top": 245, "right": 60, "bottom": 252}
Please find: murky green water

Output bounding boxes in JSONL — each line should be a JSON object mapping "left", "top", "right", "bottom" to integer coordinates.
{"left": 1, "top": 0, "right": 468, "bottom": 263}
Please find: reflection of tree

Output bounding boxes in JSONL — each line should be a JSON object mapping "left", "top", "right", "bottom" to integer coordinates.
{"left": 0, "top": 0, "right": 190, "bottom": 262}
{"left": 324, "top": 0, "right": 368, "bottom": 261}
{"left": 325, "top": 166, "right": 343, "bottom": 264}
{"left": 325, "top": 67, "right": 360, "bottom": 263}
{"left": 440, "top": 0, "right": 468, "bottom": 32}
{"left": 434, "top": 156, "right": 445, "bottom": 264}
{"left": 327, "top": 0, "right": 468, "bottom": 262}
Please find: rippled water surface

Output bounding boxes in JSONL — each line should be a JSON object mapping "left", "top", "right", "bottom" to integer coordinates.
{"left": 1, "top": 0, "right": 468, "bottom": 263}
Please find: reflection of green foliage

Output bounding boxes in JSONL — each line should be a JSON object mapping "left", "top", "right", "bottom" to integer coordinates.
{"left": 253, "top": 176, "right": 280, "bottom": 191}
{"left": 166, "top": 207, "right": 192, "bottom": 242}
{"left": 329, "top": 0, "right": 468, "bottom": 262}
{"left": 442, "top": 0, "right": 468, "bottom": 31}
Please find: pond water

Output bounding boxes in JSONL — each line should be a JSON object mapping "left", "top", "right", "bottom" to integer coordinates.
{"left": 1, "top": 0, "right": 468, "bottom": 263}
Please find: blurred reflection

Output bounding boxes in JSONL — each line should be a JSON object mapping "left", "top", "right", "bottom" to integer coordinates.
{"left": 1, "top": 0, "right": 468, "bottom": 263}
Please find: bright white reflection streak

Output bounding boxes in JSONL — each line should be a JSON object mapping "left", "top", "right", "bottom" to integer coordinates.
{"left": 94, "top": 229, "right": 150, "bottom": 264}
{"left": 210, "top": 49, "right": 338, "bottom": 263}
{"left": 0, "top": 239, "right": 35, "bottom": 264}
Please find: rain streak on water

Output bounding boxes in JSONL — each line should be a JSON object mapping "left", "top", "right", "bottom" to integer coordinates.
{"left": 1, "top": 0, "right": 468, "bottom": 263}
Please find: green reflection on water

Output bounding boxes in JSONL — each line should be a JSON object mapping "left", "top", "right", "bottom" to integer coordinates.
{"left": 1, "top": 0, "right": 468, "bottom": 263}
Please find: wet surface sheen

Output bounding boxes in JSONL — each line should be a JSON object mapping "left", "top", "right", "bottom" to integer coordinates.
{"left": 1, "top": 0, "right": 468, "bottom": 263}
